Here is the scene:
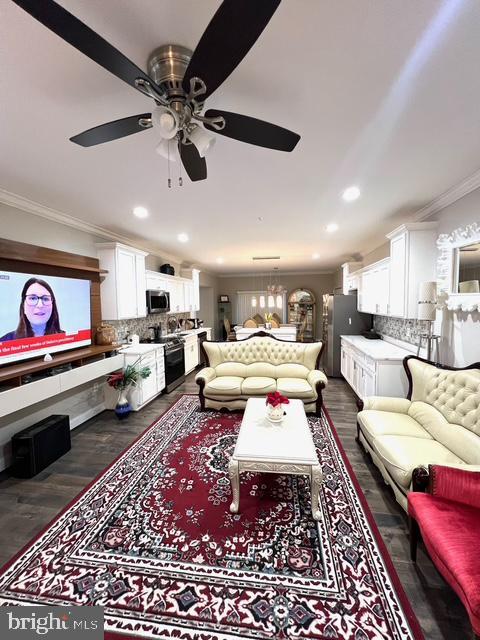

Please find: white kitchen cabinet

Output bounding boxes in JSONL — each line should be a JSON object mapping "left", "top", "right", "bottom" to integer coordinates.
{"left": 146, "top": 270, "right": 198, "bottom": 315}
{"left": 169, "top": 279, "right": 184, "bottom": 313}
{"left": 181, "top": 268, "right": 200, "bottom": 312}
{"left": 192, "top": 269, "right": 200, "bottom": 311}
{"left": 121, "top": 344, "right": 165, "bottom": 411}
{"left": 146, "top": 272, "right": 169, "bottom": 292}
{"left": 386, "top": 223, "right": 438, "bottom": 319}
{"left": 97, "top": 243, "right": 148, "bottom": 320}
{"left": 184, "top": 334, "right": 199, "bottom": 374}
{"left": 183, "top": 281, "right": 194, "bottom": 313}
{"left": 340, "top": 336, "right": 409, "bottom": 400}
{"left": 357, "top": 259, "right": 390, "bottom": 315}
{"left": 342, "top": 262, "right": 363, "bottom": 295}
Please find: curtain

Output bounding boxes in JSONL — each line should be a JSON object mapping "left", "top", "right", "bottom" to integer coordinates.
{"left": 235, "top": 291, "right": 286, "bottom": 324}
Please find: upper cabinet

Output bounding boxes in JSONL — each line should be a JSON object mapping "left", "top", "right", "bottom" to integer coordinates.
{"left": 354, "top": 222, "right": 438, "bottom": 319}
{"left": 342, "top": 262, "right": 363, "bottom": 294}
{"left": 358, "top": 258, "right": 390, "bottom": 315}
{"left": 386, "top": 223, "right": 438, "bottom": 319}
{"left": 145, "top": 269, "right": 200, "bottom": 315}
{"left": 97, "top": 243, "right": 148, "bottom": 320}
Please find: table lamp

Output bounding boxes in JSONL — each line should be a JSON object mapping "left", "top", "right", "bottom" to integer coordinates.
{"left": 417, "top": 281, "right": 440, "bottom": 362}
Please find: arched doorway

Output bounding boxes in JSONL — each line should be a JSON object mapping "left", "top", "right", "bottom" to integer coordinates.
{"left": 287, "top": 289, "right": 316, "bottom": 342}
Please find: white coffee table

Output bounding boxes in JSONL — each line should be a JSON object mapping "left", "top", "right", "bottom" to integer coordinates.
{"left": 228, "top": 398, "right": 323, "bottom": 520}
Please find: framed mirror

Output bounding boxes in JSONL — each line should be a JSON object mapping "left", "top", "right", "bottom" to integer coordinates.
{"left": 456, "top": 241, "right": 480, "bottom": 293}
{"left": 437, "top": 222, "right": 480, "bottom": 311}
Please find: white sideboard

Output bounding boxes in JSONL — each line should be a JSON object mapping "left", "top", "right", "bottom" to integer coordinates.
{"left": 234, "top": 326, "right": 297, "bottom": 342}
{"left": 340, "top": 336, "right": 411, "bottom": 400}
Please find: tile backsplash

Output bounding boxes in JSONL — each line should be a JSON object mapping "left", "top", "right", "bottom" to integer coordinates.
{"left": 373, "top": 315, "right": 429, "bottom": 346}
{"left": 109, "top": 312, "right": 190, "bottom": 342}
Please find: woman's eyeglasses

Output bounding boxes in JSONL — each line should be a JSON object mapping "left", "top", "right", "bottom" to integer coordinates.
{"left": 25, "top": 294, "right": 53, "bottom": 306}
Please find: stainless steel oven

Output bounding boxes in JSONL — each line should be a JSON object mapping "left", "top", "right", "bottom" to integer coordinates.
{"left": 146, "top": 290, "right": 170, "bottom": 314}
{"left": 164, "top": 341, "right": 185, "bottom": 393}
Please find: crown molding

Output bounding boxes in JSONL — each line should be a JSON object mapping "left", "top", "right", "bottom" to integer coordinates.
{"left": 413, "top": 167, "right": 480, "bottom": 221}
{"left": 218, "top": 269, "right": 335, "bottom": 278}
{"left": 0, "top": 188, "right": 185, "bottom": 265}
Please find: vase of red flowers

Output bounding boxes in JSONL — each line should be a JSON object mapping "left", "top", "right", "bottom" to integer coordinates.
{"left": 107, "top": 358, "right": 152, "bottom": 421}
{"left": 266, "top": 391, "right": 289, "bottom": 422}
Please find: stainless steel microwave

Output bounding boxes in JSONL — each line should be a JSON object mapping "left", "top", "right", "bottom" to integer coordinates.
{"left": 146, "top": 290, "right": 170, "bottom": 314}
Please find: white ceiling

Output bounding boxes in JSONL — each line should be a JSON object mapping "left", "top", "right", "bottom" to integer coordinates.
{"left": 1, "top": 0, "right": 480, "bottom": 273}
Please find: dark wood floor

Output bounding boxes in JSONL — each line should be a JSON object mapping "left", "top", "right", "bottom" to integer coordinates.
{"left": 0, "top": 376, "right": 471, "bottom": 639}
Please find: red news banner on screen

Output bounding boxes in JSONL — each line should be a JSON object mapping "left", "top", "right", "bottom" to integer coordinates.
{"left": 0, "top": 330, "right": 91, "bottom": 357}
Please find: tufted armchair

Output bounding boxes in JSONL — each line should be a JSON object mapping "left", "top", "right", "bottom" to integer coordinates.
{"left": 195, "top": 332, "right": 326, "bottom": 415}
{"left": 356, "top": 355, "right": 480, "bottom": 511}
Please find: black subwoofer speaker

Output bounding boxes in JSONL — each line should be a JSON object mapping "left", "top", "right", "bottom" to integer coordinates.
{"left": 11, "top": 415, "right": 71, "bottom": 478}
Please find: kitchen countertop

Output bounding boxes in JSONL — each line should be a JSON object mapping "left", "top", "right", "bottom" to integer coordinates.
{"left": 340, "top": 335, "right": 414, "bottom": 361}
{"left": 162, "top": 328, "right": 212, "bottom": 338}
{"left": 119, "top": 343, "right": 164, "bottom": 355}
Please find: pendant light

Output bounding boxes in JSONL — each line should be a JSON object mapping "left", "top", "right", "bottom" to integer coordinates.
{"left": 251, "top": 272, "right": 257, "bottom": 308}
{"left": 259, "top": 271, "right": 265, "bottom": 308}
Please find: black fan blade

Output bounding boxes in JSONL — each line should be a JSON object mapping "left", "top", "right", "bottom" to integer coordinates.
{"left": 178, "top": 142, "right": 207, "bottom": 182}
{"left": 204, "top": 110, "right": 300, "bottom": 152}
{"left": 70, "top": 114, "right": 152, "bottom": 147}
{"left": 182, "top": 0, "right": 281, "bottom": 99}
{"left": 12, "top": 0, "right": 162, "bottom": 96}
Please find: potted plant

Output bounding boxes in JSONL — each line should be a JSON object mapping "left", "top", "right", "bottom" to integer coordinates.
{"left": 264, "top": 312, "right": 273, "bottom": 329}
{"left": 265, "top": 391, "right": 289, "bottom": 422}
{"left": 107, "top": 358, "right": 152, "bottom": 420}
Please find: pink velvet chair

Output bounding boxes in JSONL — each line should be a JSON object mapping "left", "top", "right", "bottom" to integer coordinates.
{"left": 408, "top": 465, "right": 480, "bottom": 639}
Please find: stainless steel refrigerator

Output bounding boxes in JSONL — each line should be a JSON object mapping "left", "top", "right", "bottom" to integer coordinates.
{"left": 323, "top": 294, "right": 372, "bottom": 377}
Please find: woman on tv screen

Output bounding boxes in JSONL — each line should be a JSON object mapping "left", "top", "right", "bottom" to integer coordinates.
{"left": 0, "top": 278, "right": 64, "bottom": 341}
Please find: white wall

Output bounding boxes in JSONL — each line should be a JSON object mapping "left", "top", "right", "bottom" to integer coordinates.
{"left": 429, "top": 189, "right": 480, "bottom": 366}
{"left": 0, "top": 203, "right": 104, "bottom": 256}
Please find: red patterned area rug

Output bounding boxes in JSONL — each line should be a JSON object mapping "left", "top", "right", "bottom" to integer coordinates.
{"left": 0, "top": 395, "right": 423, "bottom": 640}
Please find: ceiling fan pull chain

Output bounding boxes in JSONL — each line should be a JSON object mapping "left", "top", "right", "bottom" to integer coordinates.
{"left": 167, "top": 140, "right": 172, "bottom": 188}
{"left": 178, "top": 152, "right": 183, "bottom": 187}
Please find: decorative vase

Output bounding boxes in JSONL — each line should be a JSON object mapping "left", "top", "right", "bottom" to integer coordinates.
{"left": 115, "top": 388, "right": 131, "bottom": 420}
{"left": 266, "top": 403, "right": 285, "bottom": 422}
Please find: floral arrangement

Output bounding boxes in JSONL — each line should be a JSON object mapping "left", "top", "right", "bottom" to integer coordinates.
{"left": 107, "top": 357, "right": 151, "bottom": 391}
{"left": 266, "top": 391, "right": 290, "bottom": 407}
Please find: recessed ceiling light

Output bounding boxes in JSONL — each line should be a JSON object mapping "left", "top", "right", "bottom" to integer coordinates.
{"left": 133, "top": 206, "right": 148, "bottom": 218}
{"left": 312, "top": 253, "right": 320, "bottom": 260}
{"left": 216, "top": 257, "right": 224, "bottom": 264}
{"left": 326, "top": 223, "right": 339, "bottom": 233}
{"left": 177, "top": 233, "right": 189, "bottom": 243}
{"left": 342, "top": 186, "right": 361, "bottom": 202}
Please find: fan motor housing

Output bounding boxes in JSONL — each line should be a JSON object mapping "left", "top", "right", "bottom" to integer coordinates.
{"left": 148, "top": 44, "right": 192, "bottom": 98}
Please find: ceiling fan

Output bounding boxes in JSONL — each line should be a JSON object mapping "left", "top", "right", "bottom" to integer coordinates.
{"left": 12, "top": 0, "right": 301, "bottom": 182}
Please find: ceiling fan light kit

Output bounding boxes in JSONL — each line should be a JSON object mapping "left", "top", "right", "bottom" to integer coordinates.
{"left": 12, "top": 0, "right": 300, "bottom": 183}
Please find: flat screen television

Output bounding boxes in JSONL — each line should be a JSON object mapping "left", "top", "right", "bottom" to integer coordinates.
{"left": 0, "top": 270, "right": 91, "bottom": 365}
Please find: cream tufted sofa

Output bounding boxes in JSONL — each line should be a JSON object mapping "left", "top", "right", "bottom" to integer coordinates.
{"left": 357, "top": 355, "right": 480, "bottom": 511}
{"left": 195, "top": 332, "right": 327, "bottom": 415}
